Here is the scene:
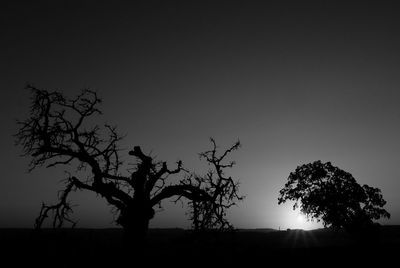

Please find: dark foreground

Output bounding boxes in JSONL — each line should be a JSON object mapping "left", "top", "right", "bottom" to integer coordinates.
{"left": 1, "top": 226, "right": 399, "bottom": 267}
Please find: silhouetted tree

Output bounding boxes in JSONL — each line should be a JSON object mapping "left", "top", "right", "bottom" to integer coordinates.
{"left": 278, "top": 161, "right": 390, "bottom": 234}
{"left": 186, "top": 138, "right": 244, "bottom": 232}
{"left": 15, "top": 85, "right": 243, "bottom": 249}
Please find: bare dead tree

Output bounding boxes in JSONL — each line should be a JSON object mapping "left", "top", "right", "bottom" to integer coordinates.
{"left": 15, "top": 86, "right": 243, "bottom": 249}
{"left": 185, "top": 138, "right": 244, "bottom": 232}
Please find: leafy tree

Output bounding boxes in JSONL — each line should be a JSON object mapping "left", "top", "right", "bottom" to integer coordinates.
{"left": 15, "top": 85, "right": 243, "bottom": 248}
{"left": 278, "top": 160, "right": 390, "bottom": 232}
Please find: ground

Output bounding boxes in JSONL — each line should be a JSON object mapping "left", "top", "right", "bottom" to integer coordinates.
{"left": 1, "top": 226, "right": 399, "bottom": 267}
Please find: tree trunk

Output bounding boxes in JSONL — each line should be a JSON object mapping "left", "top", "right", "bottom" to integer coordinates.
{"left": 118, "top": 205, "right": 154, "bottom": 257}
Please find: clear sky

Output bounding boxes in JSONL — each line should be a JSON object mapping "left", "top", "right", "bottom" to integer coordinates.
{"left": 1, "top": 1, "right": 400, "bottom": 230}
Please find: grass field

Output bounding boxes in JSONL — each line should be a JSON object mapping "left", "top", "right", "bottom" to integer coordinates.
{"left": 1, "top": 226, "right": 399, "bottom": 267}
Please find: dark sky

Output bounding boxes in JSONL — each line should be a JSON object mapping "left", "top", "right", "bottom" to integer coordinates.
{"left": 2, "top": 0, "right": 400, "bottom": 229}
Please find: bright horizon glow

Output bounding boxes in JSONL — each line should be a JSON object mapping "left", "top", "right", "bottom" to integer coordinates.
{"left": 278, "top": 204, "right": 323, "bottom": 230}
{"left": 296, "top": 214, "right": 307, "bottom": 224}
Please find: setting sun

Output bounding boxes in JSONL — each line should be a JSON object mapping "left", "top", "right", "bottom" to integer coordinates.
{"left": 296, "top": 214, "right": 306, "bottom": 224}
{"left": 291, "top": 212, "right": 310, "bottom": 230}
{"left": 278, "top": 204, "right": 323, "bottom": 230}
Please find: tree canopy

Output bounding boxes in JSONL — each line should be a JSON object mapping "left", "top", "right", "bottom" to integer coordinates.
{"left": 278, "top": 160, "right": 390, "bottom": 232}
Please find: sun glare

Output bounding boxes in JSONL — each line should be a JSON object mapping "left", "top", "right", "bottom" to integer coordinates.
{"left": 279, "top": 204, "right": 323, "bottom": 230}
{"left": 296, "top": 214, "right": 306, "bottom": 224}
{"left": 291, "top": 212, "right": 313, "bottom": 230}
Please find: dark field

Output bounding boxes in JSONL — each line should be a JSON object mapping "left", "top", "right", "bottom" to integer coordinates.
{"left": 1, "top": 226, "right": 399, "bottom": 267}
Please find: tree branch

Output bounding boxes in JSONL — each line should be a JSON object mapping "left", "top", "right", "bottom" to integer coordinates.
{"left": 150, "top": 184, "right": 212, "bottom": 207}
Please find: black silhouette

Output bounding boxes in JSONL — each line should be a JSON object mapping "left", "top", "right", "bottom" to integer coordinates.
{"left": 278, "top": 161, "right": 390, "bottom": 234}
{"left": 187, "top": 138, "right": 243, "bottom": 232}
{"left": 14, "top": 85, "right": 243, "bottom": 249}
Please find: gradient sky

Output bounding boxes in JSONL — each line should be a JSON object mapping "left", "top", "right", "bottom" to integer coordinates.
{"left": 1, "top": 1, "right": 400, "bottom": 230}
